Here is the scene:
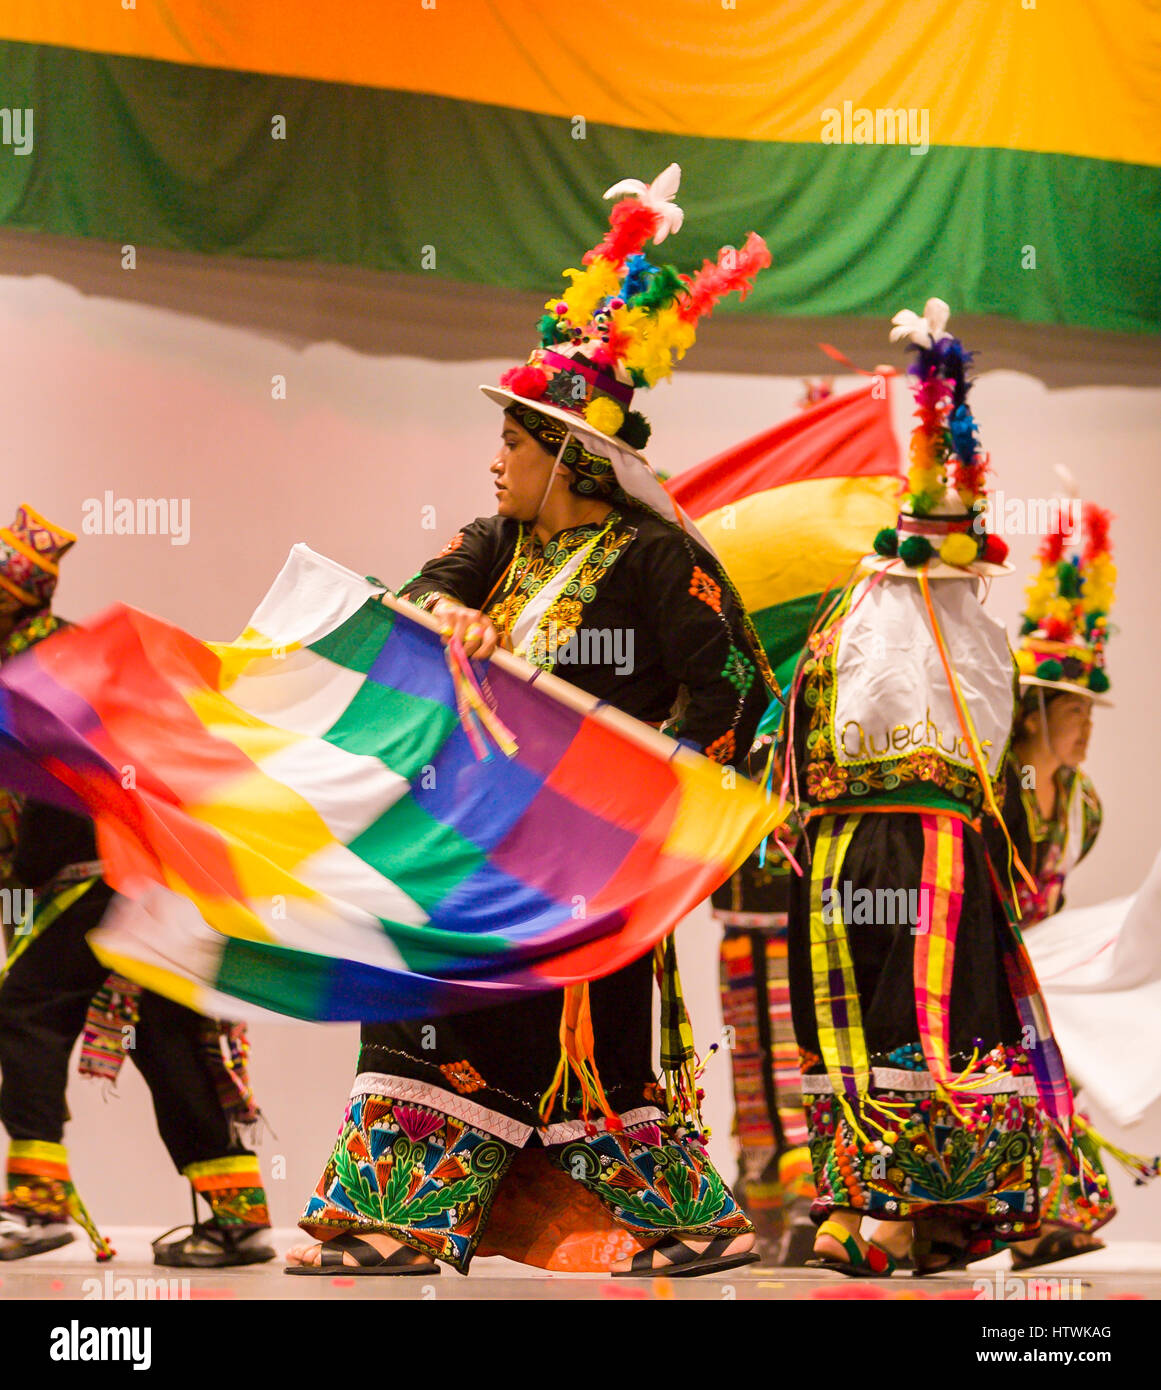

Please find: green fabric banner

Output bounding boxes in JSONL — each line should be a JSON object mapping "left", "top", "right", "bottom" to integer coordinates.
{"left": 1, "top": 41, "right": 1157, "bottom": 333}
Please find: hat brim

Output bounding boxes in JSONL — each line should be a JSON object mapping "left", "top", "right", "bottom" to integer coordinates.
{"left": 1018, "top": 675, "right": 1113, "bottom": 708}
{"left": 479, "top": 387, "right": 649, "bottom": 464}
{"left": 860, "top": 554, "right": 1015, "bottom": 581}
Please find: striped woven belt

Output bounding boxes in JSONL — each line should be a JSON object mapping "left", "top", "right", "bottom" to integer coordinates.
{"left": 42, "top": 859, "right": 105, "bottom": 898}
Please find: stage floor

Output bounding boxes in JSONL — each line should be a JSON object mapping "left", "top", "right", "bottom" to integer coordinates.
{"left": 3, "top": 1230, "right": 1160, "bottom": 1301}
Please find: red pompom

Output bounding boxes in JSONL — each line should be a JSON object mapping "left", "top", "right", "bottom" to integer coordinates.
{"left": 499, "top": 365, "right": 548, "bottom": 399}
{"left": 1043, "top": 615, "right": 1072, "bottom": 643}
{"left": 982, "top": 533, "right": 1009, "bottom": 565}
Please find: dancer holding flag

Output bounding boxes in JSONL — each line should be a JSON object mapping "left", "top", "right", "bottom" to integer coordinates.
{"left": 284, "top": 166, "right": 782, "bottom": 1277}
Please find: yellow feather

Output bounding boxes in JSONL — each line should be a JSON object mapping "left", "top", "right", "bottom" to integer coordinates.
{"left": 560, "top": 258, "right": 621, "bottom": 328}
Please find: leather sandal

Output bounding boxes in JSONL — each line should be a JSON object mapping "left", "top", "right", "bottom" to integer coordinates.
{"left": 613, "top": 1232, "right": 760, "bottom": 1278}
{"left": 805, "top": 1219, "right": 896, "bottom": 1277}
{"left": 0, "top": 1210, "right": 74, "bottom": 1261}
{"left": 153, "top": 1220, "right": 276, "bottom": 1269}
{"left": 284, "top": 1230, "right": 441, "bottom": 1277}
{"left": 1010, "top": 1227, "right": 1104, "bottom": 1272}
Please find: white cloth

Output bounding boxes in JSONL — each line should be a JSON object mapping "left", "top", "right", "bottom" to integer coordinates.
{"left": 831, "top": 573, "right": 1013, "bottom": 780}
{"left": 1025, "top": 846, "right": 1161, "bottom": 1125}
{"left": 589, "top": 432, "right": 719, "bottom": 560}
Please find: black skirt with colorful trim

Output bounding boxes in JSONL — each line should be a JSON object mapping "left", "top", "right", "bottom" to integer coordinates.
{"left": 787, "top": 810, "right": 1043, "bottom": 1237}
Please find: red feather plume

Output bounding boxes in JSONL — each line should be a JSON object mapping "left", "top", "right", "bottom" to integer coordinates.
{"left": 1039, "top": 518, "right": 1068, "bottom": 564}
{"left": 1083, "top": 502, "right": 1113, "bottom": 561}
{"left": 583, "top": 200, "right": 662, "bottom": 269}
{"left": 677, "top": 233, "right": 771, "bottom": 324}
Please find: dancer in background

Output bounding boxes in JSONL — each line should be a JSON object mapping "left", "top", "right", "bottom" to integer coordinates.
{"left": 784, "top": 301, "right": 1082, "bottom": 1276}
{"left": 993, "top": 503, "right": 1157, "bottom": 1269}
{"left": 703, "top": 370, "right": 905, "bottom": 1265}
{"left": 0, "top": 504, "right": 274, "bottom": 1268}
{"left": 714, "top": 800, "right": 816, "bottom": 1265}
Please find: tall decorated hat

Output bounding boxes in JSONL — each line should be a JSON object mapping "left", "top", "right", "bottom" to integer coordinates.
{"left": 863, "top": 298, "right": 1012, "bottom": 580}
{"left": 0, "top": 504, "right": 76, "bottom": 608}
{"left": 480, "top": 164, "right": 771, "bottom": 466}
{"left": 1015, "top": 501, "right": 1115, "bottom": 705}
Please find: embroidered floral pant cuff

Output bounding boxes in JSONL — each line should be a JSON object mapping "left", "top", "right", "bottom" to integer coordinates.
{"left": 803, "top": 1050, "right": 1044, "bottom": 1240}
{"left": 183, "top": 1155, "right": 271, "bottom": 1228}
{"left": 299, "top": 1074, "right": 753, "bottom": 1274}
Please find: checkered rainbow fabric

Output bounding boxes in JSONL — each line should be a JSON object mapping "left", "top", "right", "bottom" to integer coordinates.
{"left": 0, "top": 545, "right": 784, "bottom": 1022}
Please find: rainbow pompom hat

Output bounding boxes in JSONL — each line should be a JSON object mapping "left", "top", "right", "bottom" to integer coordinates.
{"left": 862, "top": 298, "right": 1013, "bottom": 581}
{"left": 1015, "top": 499, "right": 1115, "bottom": 705}
{"left": 480, "top": 164, "right": 770, "bottom": 462}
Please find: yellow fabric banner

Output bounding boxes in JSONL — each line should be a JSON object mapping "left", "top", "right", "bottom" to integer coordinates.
{"left": 1, "top": 0, "right": 1157, "bottom": 166}
{"left": 700, "top": 473, "right": 901, "bottom": 614}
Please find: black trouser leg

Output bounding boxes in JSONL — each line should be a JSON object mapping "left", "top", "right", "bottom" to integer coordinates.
{"left": 0, "top": 886, "right": 113, "bottom": 1142}
{"left": 129, "top": 991, "right": 250, "bottom": 1173}
{"left": 131, "top": 993, "right": 270, "bottom": 1231}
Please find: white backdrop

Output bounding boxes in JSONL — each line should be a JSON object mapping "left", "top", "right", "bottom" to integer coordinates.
{"left": 2, "top": 270, "right": 1159, "bottom": 1236}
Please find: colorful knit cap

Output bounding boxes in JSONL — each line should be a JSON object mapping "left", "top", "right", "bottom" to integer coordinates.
{"left": 868, "top": 299, "right": 1010, "bottom": 576}
{"left": 0, "top": 504, "right": 76, "bottom": 608}
{"left": 1016, "top": 501, "right": 1114, "bottom": 698}
{"left": 488, "top": 164, "right": 771, "bottom": 456}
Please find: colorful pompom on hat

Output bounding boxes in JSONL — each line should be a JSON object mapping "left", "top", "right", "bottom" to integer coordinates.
{"left": 0, "top": 504, "right": 76, "bottom": 608}
{"left": 1015, "top": 500, "right": 1115, "bottom": 705}
{"left": 480, "top": 164, "right": 771, "bottom": 461}
{"left": 862, "top": 298, "right": 1012, "bottom": 581}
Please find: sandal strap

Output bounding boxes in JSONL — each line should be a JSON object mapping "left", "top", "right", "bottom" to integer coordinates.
{"left": 152, "top": 1222, "right": 227, "bottom": 1254}
{"left": 816, "top": 1219, "right": 865, "bottom": 1268}
{"left": 630, "top": 1232, "right": 742, "bottom": 1272}
{"left": 319, "top": 1232, "right": 431, "bottom": 1269}
{"left": 320, "top": 1232, "right": 388, "bottom": 1268}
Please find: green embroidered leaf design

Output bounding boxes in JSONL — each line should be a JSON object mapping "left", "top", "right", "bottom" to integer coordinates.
{"left": 662, "top": 1156, "right": 698, "bottom": 1219}
{"left": 612, "top": 1191, "right": 684, "bottom": 1228}
{"left": 944, "top": 1131, "right": 983, "bottom": 1191}
{"left": 600, "top": 1149, "right": 729, "bottom": 1230}
{"left": 376, "top": 1142, "right": 419, "bottom": 1219}
{"left": 889, "top": 1141, "right": 942, "bottom": 1194}
{"left": 332, "top": 1131, "right": 489, "bottom": 1227}
{"left": 333, "top": 1135, "right": 381, "bottom": 1221}
{"left": 670, "top": 1154, "right": 728, "bottom": 1225}
{"left": 391, "top": 1178, "right": 480, "bottom": 1224}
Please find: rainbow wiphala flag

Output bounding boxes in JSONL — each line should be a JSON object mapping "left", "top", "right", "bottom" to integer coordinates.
{"left": 0, "top": 546, "right": 783, "bottom": 1022}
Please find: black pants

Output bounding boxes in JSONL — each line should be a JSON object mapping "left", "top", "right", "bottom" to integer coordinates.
{"left": 0, "top": 883, "right": 249, "bottom": 1174}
